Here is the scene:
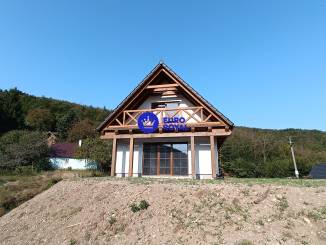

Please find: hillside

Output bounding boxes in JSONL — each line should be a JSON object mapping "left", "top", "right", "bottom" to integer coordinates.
{"left": 0, "top": 178, "right": 325, "bottom": 244}
{"left": 0, "top": 88, "right": 110, "bottom": 134}
{"left": 1, "top": 88, "right": 326, "bottom": 177}
{"left": 222, "top": 127, "right": 326, "bottom": 177}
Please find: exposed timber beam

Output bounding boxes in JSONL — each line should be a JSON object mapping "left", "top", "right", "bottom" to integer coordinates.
{"left": 146, "top": 84, "right": 179, "bottom": 89}
{"left": 101, "top": 129, "right": 231, "bottom": 139}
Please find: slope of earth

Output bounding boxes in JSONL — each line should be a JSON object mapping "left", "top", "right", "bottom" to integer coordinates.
{"left": 0, "top": 178, "right": 325, "bottom": 245}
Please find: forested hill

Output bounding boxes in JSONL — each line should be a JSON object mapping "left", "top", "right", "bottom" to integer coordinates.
{"left": 0, "top": 88, "right": 110, "bottom": 139}
{"left": 1, "top": 88, "right": 326, "bottom": 177}
{"left": 222, "top": 127, "right": 326, "bottom": 177}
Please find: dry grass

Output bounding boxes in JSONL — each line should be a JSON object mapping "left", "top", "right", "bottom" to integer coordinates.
{"left": 0, "top": 171, "right": 63, "bottom": 216}
{"left": 0, "top": 169, "right": 109, "bottom": 217}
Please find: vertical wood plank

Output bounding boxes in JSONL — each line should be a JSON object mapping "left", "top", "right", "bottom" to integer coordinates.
{"left": 110, "top": 138, "right": 117, "bottom": 176}
{"left": 191, "top": 136, "right": 196, "bottom": 178}
{"left": 128, "top": 137, "right": 134, "bottom": 177}
{"left": 210, "top": 135, "right": 217, "bottom": 179}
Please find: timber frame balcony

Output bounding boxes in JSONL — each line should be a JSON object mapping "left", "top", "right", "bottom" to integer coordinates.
{"left": 103, "top": 106, "right": 225, "bottom": 132}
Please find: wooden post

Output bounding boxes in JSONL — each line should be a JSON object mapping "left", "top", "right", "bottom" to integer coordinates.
{"left": 110, "top": 138, "right": 117, "bottom": 176}
{"left": 210, "top": 135, "right": 217, "bottom": 179}
{"left": 191, "top": 136, "right": 196, "bottom": 178}
{"left": 128, "top": 137, "right": 134, "bottom": 177}
{"left": 217, "top": 145, "right": 222, "bottom": 177}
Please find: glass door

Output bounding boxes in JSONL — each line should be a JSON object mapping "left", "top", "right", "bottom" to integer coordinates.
{"left": 142, "top": 143, "right": 188, "bottom": 176}
{"left": 143, "top": 144, "right": 158, "bottom": 175}
{"left": 159, "top": 144, "right": 172, "bottom": 175}
{"left": 172, "top": 144, "right": 188, "bottom": 176}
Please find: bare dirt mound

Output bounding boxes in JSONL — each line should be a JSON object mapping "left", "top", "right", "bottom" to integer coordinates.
{"left": 0, "top": 178, "right": 325, "bottom": 245}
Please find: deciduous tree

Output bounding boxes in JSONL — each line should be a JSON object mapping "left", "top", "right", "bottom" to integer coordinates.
{"left": 76, "top": 137, "right": 111, "bottom": 171}
{"left": 0, "top": 130, "right": 50, "bottom": 170}
{"left": 26, "top": 108, "right": 55, "bottom": 131}
{"left": 67, "top": 119, "right": 96, "bottom": 142}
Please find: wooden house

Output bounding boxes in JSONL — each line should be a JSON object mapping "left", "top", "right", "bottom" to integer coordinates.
{"left": 97, "top": 63, "right": 234, "bottom": 179}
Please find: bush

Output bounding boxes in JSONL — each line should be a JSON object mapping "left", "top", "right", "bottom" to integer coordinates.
{"left": 76, "top": 137, "right": 111, "bottom": 172}
{"left": 130, "top": 200, "right": 150, "bottom": 213}
{"left": 264, "top": 160, "right": 292, "bottom": 178}
{"left": 224, "top": 158, "right": 258, "bottom": 178}
{"left": 139, "top": 200, "right": 150, "bottom": 210}
{"left": 0, "top": 130, "right": 51, "bottom": 171}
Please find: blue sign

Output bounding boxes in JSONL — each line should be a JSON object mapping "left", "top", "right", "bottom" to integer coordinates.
{"left": 138, "top": 112, "right": 159, "bottom": 133}
{"left": 163, "top": 117, "right": 190, "bottom": 132}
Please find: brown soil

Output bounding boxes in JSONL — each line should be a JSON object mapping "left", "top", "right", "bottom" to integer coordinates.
{"left": 0, "top": 178, "right": 325, "bottom": 245}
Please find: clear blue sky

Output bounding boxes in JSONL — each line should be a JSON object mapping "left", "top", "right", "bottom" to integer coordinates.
{"left": 0, "top": 1, "right": 325, "bottom": 130}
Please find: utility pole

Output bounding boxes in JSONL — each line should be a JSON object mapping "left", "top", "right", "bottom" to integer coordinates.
{"left": 289, "top": 137, "right": 299, "bottom": 178}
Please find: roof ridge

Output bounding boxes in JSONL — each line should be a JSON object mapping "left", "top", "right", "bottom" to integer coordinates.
{"left": 97, "top": 63, "right": 233, "bottom": 131}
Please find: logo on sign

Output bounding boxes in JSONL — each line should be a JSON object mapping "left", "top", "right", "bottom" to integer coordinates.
{"left": 163, "top": 117, "right": 190, "bottom": 132}
{"left": 138, "top": 112, "right": 159, "bottom": 133}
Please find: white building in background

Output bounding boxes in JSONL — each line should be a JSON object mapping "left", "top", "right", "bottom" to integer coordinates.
{"left": 49, "top": 141, "right": 98, "bottom": 170}
{"left": 97, "top": 63, "right": 234, "bottom": 179}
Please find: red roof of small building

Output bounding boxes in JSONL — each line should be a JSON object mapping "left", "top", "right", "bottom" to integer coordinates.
{"left": 50, "top": 143, "right": 78, "bottom": 158}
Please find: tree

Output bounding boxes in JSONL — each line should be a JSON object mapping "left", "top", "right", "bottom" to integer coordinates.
{"left": 26, "top": 108, "right": 56, "bottom": 131}
{"left": 0, "top": 130, "right": 50, "bottom": 170}
{"left": 0, "top": 88, "right": 25, "bottom": 133}
{"left": 76, "top": 137, "right": 111, "bottom": 171}
{"left": 56, "top": 110, "right": 79, "bottom": 139}
{"left": 67, "top": 119, "right": 96, "bottom": 142}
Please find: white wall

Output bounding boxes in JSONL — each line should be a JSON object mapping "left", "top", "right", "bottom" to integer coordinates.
{"left": 115, "top": 137, "right": 219, "bottom": 179}
{"left": 50, "top": 158, "right": 98, "bottom": 170}
{"left": 134, "top": 94, "right": 209, "bottom": 123}
{"left": 115, "top": 142, "right": 129, "bottom": 177}
{"left": 194, "top": 137, "right": 219, "bottom": 179}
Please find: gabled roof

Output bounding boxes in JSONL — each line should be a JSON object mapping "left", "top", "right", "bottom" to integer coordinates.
{"left": 50, "top": 143, "right": 77, "bottom": 158}
{"left": 97, "top": 62, "right": 234, "bottom": 131}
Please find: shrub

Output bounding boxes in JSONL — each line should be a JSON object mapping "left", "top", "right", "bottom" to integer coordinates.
{"left": 130, "top": 203, "right": 139, "bottom": 213}
{"left": 130, "top": 200, "right": 150, "bottom": 213}
{"left": 108, "top": 216, "right": 117, "bottom": 225}
{"left": 264, "top": 160, "right": 292, "bottom": 178}
{"left": 76, "top": 137, "right": 111, "bottom": 172}
{"left": 139, "top": 200, "right": 150, "bottom": 210}
{"left": 0, "top": 130, "right": 51, "bottom": 171}
{"left": 224, "top": 158, "right": 257, "bottom": 178}
{"left": 69, "top": 239, "right": 77, "bottom": 245}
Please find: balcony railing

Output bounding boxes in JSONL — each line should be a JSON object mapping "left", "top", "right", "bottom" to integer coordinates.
{"left": 124, "top": 106, "right": 206, "bottom": 126}
{"left": 105, "top": 106, "right": 222, "bottom": 129}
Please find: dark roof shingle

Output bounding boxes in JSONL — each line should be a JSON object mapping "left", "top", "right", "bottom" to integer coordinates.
{"left": 50, "top": 143, "right": 77, "bottom": 158}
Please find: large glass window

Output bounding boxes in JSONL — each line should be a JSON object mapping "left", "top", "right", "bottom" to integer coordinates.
{"left": 159, "top": 144, "right": 171, "bottom": 175}
{"left": 143, "top": 143, "right": 188, "bottom": 176}
{"left": 143, "top": 144, "right": 158, "bottom": 175}
{"left": 172, "top": 144, "right": 188, "bottom": 176}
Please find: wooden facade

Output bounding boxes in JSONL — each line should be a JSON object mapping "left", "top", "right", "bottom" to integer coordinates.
{"left": 97, "top": 63, "right": 234, "bottom": 179}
